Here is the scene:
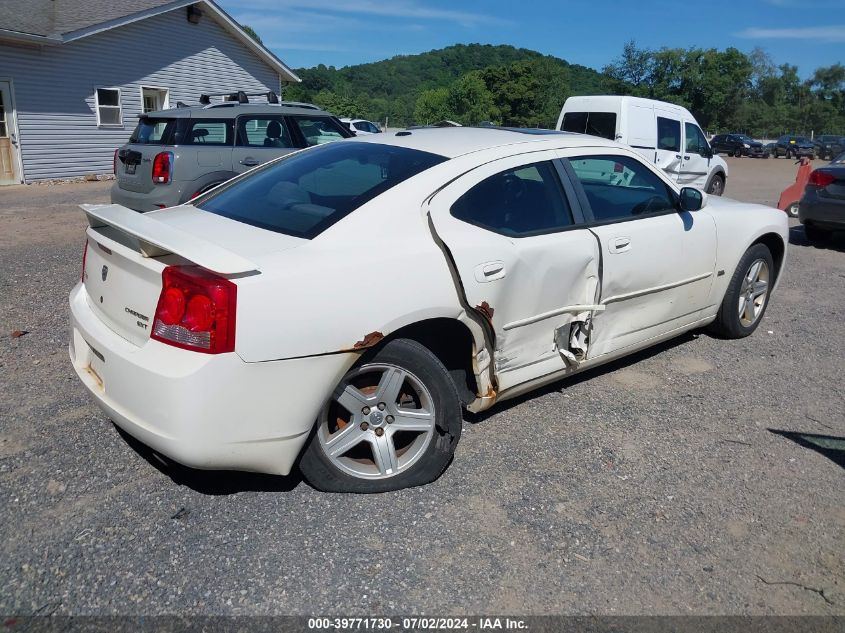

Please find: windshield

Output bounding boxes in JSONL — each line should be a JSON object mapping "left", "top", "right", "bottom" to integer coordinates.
{"left": 736, "top": 135, "right": 754, "bottom": 142}
{"left": 129, "top": 118, "right": 176, "bottom": 144}
{"left": 196, "top": 142, "right": 447, "bottom": 239}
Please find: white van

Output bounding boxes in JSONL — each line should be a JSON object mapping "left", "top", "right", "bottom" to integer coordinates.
{"left": 556, "top": 96, "right": 728, "bottom": 196}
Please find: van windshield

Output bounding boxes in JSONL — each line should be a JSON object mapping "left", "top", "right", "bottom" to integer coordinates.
{"left": 196, "top": 142, "right": 447, "bottom": 239}
{"left": 561, "top": 112, "right": 617, "bottom": 140}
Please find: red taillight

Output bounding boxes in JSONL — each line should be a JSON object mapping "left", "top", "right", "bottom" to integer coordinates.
{"left": 113, "top": 149, "right": 118, "bottom": 176}
{"left": 81, "top": 240, "right": 89, "bottom": 281}
{"left": 808, "top": 170, "right": 835, "bottom": 188}
{"left": 151, "top": 266, "right": 236, "bottom": 354}
{"left": 152, "top": 151, "right": 173, "bottom": 184}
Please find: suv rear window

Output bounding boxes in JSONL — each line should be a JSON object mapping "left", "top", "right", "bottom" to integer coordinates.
{"left": 129, "top": 118, "right": 176, "bottom": 144}
{"left": 196, "top": 142, "right": 447, "bottom": 239}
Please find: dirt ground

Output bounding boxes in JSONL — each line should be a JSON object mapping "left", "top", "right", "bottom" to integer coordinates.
{"left": 0, "top": 155, "right": 843, "bottom": 617}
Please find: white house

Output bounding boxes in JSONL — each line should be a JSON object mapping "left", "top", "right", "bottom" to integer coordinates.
{"left": 0, "top": 0, "right": 300, "bottom": 184}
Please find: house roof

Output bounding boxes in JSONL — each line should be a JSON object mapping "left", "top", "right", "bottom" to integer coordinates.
{"left": 0, "top": 0, "right": 300, "bottom": 82}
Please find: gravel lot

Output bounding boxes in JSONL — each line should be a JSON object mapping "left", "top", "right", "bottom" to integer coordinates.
{"left": 0, "top": 156, "right": 843, "bottom": 616}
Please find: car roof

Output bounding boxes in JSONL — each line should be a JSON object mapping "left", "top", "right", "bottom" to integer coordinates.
{"left": 141, "top": 104, "right": 335, "bottom": 119}
{"left": 346, "top": 126, "right": 619, "bottom": 158}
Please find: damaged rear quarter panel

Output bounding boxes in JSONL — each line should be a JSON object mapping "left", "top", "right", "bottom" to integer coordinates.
{"left": 232, "top": 178, "right": 473, "bottom": 363}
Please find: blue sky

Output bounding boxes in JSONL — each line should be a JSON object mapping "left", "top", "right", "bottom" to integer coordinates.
{"left": 220, "top": 0, "right": 845, "bottom": 76}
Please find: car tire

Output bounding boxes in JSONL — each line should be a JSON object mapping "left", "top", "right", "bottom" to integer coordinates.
{"left": 707, "top": 174, "right": 725, "bottom": 196}
{"left": 787, "top": 202, "right": 799, "bottom": 218}
{"left": 804, "top": 223, "right": 831, "bottom": 245}
{"left": 734, "top": 148, "right": 742, "bottom": 158}
{"left": 298, "top": 338, "right": 463, "bottom": 493}
{"left": 710, "top": 243, "right": 775, "bottom": 339}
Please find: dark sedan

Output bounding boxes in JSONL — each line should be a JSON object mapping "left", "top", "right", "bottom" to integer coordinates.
{"left": 772, "top": 135, "right": 816, "bottom": 159}
{"left": 711, "top": 134, "right": 767, "bottom": 158}
{"left": 814, "top": 135, "right": 845, "bottom": 161}
{"left": 799, "top": 162, "right": 845, "bottom": 243}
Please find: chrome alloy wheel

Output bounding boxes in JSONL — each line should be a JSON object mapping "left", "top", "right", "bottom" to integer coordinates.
{"left": 317, "top": 363, "right": 436, "bottom": 480}
{"left": 737, "top": 259, "right": 770, "bottom": 327}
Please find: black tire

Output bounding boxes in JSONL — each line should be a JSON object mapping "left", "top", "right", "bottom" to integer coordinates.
{"left": 804, "top": 223, "right": 831, "bottom": 244}
{"left": 707, "top": 174, "right": 725, "bottom": 196}
{"left": 710, "top": 243, "right": 775, "bottom": 339}
{"left": 298, "top": 338, "right": 462, "bottom": 493}
{"left": 734, "top": 148, "right": 742, "bottom": 158}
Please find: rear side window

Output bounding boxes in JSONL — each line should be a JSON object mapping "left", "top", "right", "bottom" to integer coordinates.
{"left": 451, "top": 162, "right": 574, "bottom": 237}
{"left": 196, "top": 142, "right": 446, "bottom": 239}
{"left": 290, "top": 116, "right": 351, "bottom": 146}
{"left": 185, "top": 119, "right": 233, "bottom": 146}
{"left": 568, "top": 154, "right": 675, "bottom": 222}
{"left": 561, "top": 112, "right": 617, "bottom": 140}
{"left": 237, "top": 116, "right": 294, "bottom": 148}
{"left": 657, "top": 117, "right": 681, "bottom": 152}
{"left": 129, "top": 118, "right": 176, "bottom": 144}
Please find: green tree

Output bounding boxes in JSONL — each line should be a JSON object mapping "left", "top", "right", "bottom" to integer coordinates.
{"left": 413, "top": 87, "right": 450, "bottom": 124}
{"left": 446, "top": 72, "right": 496, "bottom": 125}
{"left": 312, "top": 90, "right": 365, "bottom": 118}
{"left": 240, "top": 24, "right": 262, "bottom": 44}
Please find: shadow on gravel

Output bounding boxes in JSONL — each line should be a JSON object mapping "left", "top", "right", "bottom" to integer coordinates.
{"left": 465, "top": 332, "right": 697, "bottom": 424}
{"left": 769, "top": 429, "right": 845, "bottom": 470}
{"left": 789, "top": 225, "right": 845, "bottom": 252}
{"left": 115, "top": 426, "right": 303, "bottom": 494}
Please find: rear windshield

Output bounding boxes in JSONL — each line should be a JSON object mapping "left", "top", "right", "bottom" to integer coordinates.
{"left": 129, "top": 118, "right": 176, "bottom": 144}
{"left": 561, "top": 112, "right": 617, "bottom": 140}
{"left": 196, "top": 142, "right": 447, "bottom": 239}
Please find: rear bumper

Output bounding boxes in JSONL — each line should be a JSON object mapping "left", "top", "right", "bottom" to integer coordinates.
{"left": 799, "top": 193, "right": 845, "bottom": 229}
{"left": 68, "top": 282, "right": 353, "bottom": 475}
{"left": 110, "top": 181, "right": 186, "bottom": 212}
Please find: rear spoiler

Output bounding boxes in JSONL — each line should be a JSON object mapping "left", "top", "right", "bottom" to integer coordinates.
{"left": 81, "top": 204, "right": 259, "bottom": 275}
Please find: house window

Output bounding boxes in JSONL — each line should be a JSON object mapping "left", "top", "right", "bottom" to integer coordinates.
{"left": 95, "top": 88, "right": 122, "bottom": 126}
{"left": 141, "top": 87, "right": 169, "bottom": 113}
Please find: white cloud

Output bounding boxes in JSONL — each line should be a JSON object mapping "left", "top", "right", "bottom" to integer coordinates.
{"left": 736, "top": 25, "right": 845, "bottom": 41}
{"left": 231, "top": 0, "right": 502, "bottom": 26}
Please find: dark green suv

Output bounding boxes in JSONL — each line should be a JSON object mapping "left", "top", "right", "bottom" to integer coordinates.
{"left": 111, "top": 93, "right": 353, "bottom": 212}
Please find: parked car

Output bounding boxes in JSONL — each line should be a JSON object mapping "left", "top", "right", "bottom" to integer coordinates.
{"left": 557, "top": 95, "right": 729, "bottom": 195}
{"left": 813, "top": 135, "right": 845, "bottom": 161}
{"left": 111, "top": 94, "right": 353, "bottom": 212}
{"left": 71, "top": 128, "right": 788, "bottom": 492}
{"left": 771, "top": 135, "right": 816, "bottom": 159}
{"left": 799, "top": 163, "right": 845, "bottom": 243}
{"left": 340, "top": 118, "right": 382, "bottom": 135}
{"left": 710, "top": 133, "right": 767, "bottom": 158}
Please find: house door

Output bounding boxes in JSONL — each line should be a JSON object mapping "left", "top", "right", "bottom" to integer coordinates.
{"left": 0, "top": 81, "right": 22, "bottom": 185}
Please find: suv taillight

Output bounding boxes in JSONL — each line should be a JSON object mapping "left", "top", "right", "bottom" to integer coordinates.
{"left": 808, "top": 170, "right": 835, "bottom": 188}
{"left": 152, "top": 151, "right": 173, "bottom": 184}
{"left": 151, "top": 266, "right": 236, "bottom": 354}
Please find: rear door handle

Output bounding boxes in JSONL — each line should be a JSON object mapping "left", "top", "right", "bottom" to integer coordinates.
{"left": 240, "top": 158, "right": 260, "bottom": 166}
{"left": 609, "top": 237, "right": 631, "bottom": 254}
{"left": 474, "top": 260, "right": 506, "bottom": 282}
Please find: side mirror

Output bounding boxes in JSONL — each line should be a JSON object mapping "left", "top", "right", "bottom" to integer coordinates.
{"left": 679, "top": 187, "right": 705, "bottom": 211}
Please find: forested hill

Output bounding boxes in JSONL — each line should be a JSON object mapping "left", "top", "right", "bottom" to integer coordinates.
{"left": 283, "top": 43, "right": 610, "bottom": 127}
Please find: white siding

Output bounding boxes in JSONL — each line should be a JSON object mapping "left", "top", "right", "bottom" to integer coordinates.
{"left": 0, "top": 9, "right": 281, "bottom": 181}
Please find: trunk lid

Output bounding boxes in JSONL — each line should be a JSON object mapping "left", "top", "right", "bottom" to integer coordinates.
{"left": 81, "top": 203, "right": 305, "bottom": 347}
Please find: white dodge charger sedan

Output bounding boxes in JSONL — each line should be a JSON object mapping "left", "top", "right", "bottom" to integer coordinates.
{"left": 69, "top": 128, "right": 788, "bottom": 492}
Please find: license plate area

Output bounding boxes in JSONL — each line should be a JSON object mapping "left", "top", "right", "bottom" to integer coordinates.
{"left": 125, "top": 162, "right": 136, "bottom": 175}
